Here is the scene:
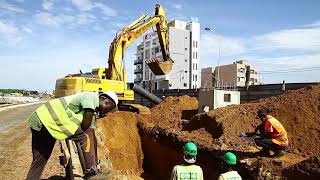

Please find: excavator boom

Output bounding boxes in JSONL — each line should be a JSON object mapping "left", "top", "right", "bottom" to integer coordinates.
{"left": 107, "top": 4, "right": 173, "bottom": 81}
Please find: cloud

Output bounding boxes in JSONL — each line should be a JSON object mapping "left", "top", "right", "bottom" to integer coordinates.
{"left": 42, "top": 0, "right": 54, "bottom": 11}
{"left": 254, "top": 54, "right": 320, "bottom": 69}
{"left": 0, "top": 0, "right": 25, "bottom": 13}
{"left": 252, "top": 26, "right": 320, "bottom": 51}
{"left": 70, "top": 0, "right": 117, "bottom": 17}
{"left": 171, "top": 3, "right": 183, "bottom": 10}
{"left": 201, "top": 33, "right": 246, "bottom": 57}
{"left": 70, "top": 0, "right": 93, "bottom": 11}
{"left": 76, "top": 12, "right": 96, "bottom": 25}
{"left": 34, "top": 10, "right": 100, "bottom": 28}
{"left": 0, "top": 20, "right": 22, "bottom": 45}
{"left": 94, "top": 2, "right": 117, "bottom": 16}
{"left": 34, "top": 12, "right": 74, "bottom": 27}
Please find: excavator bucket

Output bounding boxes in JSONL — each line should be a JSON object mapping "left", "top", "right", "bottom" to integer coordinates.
{"left": 146, "top": 58, "right": 173, "bottom": 75}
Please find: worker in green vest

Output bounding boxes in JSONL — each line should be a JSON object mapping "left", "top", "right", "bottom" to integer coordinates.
{"left": 26, "top": 91, "right": 118, "bottom": 180}
{"left": 218, "top": 152, "right": 242, "bottom": 180}
{"left": 170, "top": 142, "right": 204, "bottom": 180}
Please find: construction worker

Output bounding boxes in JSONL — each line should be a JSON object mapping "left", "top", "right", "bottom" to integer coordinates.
{"left": 218, "top": 152, "right": 242, "bottom": 180}
{"left": 26, "top": 91, "right": 118, "bottom": 180}
{"left": 170, "top": 142, "right": 204, "bottom": 180}
{"left": 240, "top": 108, "right": 288, "bottom": 157}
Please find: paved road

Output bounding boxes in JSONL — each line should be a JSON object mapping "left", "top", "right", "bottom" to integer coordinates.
{"left": 0, "top": 103, "right": 43, "bottom": 132}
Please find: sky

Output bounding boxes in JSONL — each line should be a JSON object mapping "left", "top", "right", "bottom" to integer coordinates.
{"left": 0, "top": 0, "right": 319, "bottom": 91}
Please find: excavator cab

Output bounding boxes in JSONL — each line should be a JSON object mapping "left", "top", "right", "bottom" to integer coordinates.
{"left": 146, "top": 58, "right": 173, "bottom": 75}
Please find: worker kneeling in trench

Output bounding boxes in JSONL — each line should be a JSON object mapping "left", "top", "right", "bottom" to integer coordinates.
{"left": 240, "top": 108, "right": 289, "bottom": 157}
{"left": 26, "top": 91, "right": 118, "bottom": 180}
{"left": 170, "top": 142, "right": 204, "bottom": 180}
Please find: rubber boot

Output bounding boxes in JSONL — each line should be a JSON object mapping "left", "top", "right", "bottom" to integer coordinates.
{"left": 273, "top": 150, "right": 285, "bottom": 158}
{"left": 256, "top": 148, "right": 270, "bottom": 157}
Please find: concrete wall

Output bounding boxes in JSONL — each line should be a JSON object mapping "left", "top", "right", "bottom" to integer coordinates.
{"left": 201, "top": 67, "right": 214, "bottom": 89}
{"left": 167, "top": 27, "right": 190, "bottom": 89}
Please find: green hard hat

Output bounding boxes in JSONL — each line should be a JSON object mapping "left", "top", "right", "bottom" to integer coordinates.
{"left": 223, "top": 152, "right": 237, "bottom": 165}
{"left": 183, "top": 142, "right": 197, "bottom": 156}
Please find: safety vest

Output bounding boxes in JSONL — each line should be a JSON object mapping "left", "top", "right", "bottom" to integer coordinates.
{"left": 176, "top": 165, "right": 203, "bottom": 180}
{"left": 36, "top": 94, "right": 84, "bottom": 140}
{"left": 219, "top": 171, "right": 242, "bottom": 180}
{"left": 264, "top": 116, "right": 288, "bottom": 146}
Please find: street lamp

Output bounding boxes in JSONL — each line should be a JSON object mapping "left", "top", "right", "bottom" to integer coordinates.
{"left": 204, "top": 27, "right": 222, "bottom": 88}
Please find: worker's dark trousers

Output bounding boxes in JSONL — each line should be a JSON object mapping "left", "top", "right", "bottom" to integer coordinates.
{"left": 255, "top": 138, "right": 287, "bottom": 152}
{"left": 26, "top": 127, "right": 97, "bottom": 180}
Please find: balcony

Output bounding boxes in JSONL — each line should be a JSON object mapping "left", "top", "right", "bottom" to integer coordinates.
{"left": 134, "top": 77, "right": 142, "bottom": 83}
{"left": 134, "top": 58, "right": 143, "bottom": 65}
{"left": 134, "top": 68, "right": 142, "bottom": 74}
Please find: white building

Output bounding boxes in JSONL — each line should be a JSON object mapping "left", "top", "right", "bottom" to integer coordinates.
{"left": 134, "top": 20, "right": 200, "bottom": 91}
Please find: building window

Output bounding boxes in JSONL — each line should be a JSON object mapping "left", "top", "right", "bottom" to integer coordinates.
{"left": 196, "top": 41, "right": 198, "bottom": 48}
{"left": 238, "top": 68, "right": 245, "bottom": 73}
{"left": 146, "top": 41, "right": 150, "bottom": 47}
{"left": 155, "top": 46, "right": 160, "bottom": 53}
{"left": 195, "top": 74, "right": 197, "bottom": 81}
{"left": 185, "top": 71, "right": 188, "bottom": 73}
{"left": 224, "top": 94, "right": 231, "bottom": 102}
{"left": 193, "top": 41, "right": 195, "bottom": 47}
{"left": 193, "top": 63, "right": 195, "bottom": 70}
{"left": 193, "top": 74, "right": 194, "bottom": 81}
{"left": 185, "top": 37, "right": 188, "bottom": 39}
{"left": 193, "top": 52, "right": 195, "bottom": 59}
{"left": 184, "top": 83, "right": 187, "bottom": 87}
{"left": 196, "top": 63, "right": 197, "bottom": 70}
{"left": 237, "top": 77, "right": 240, "bottom": 82}
{"left": 145, "top": 49, "right": 150, "bottom": 59}
{"left": 185, "top": 59, "right": 187, "bottom": 62}
{"left": 196, "top": 52, "right": 198, "bottom": 59}
{"left": 185, "top": 47, "right": 187, "bottom": 50}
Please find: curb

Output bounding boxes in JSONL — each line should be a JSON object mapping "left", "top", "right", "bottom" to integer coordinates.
{"left": 0, "top": 101, "right": 45, "bottom": 113}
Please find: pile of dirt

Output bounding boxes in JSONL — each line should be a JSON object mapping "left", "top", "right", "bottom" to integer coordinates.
{"left": 138, "top": 85, "right": 320, "bottom": 179}
{"left": 96, "top": 111, "right": 144, "bottom": 177}
{"left": 140, "top": 85, "right": 320, "bottom": 156}
{"left": 142, "top": 95, "right": 198, "bottom": 130}
{"left": 283, "top": 155, "right": 320, "bottom": 179}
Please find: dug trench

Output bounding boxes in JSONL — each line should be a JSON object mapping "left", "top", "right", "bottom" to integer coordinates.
{"left": 95, "top": 86, "right": 320, "bottom": 179}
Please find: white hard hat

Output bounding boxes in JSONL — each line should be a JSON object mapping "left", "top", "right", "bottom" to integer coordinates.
{"left": 101, "top": 90, "right": 118, "bottom": 106}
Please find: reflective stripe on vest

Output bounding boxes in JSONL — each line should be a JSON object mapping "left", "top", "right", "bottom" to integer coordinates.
{"left": 176, "top": 165, "right": 202, "bottom": 180}
{"left": 36, "top": 94, "right": 84, "bottom": 140}
{"left": 220, "top": 171, "right": 242, "bottom": 180}
{"left": 265, "top": 116, "right": 288, "bottom": 146}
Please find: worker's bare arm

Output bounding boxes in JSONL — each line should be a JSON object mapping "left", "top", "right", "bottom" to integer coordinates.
{"left": 81, "top": 108, "right": 94, "bottom": 131}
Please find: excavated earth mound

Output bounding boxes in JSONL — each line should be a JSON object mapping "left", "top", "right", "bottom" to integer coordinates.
{"left": 95, "top": 85, "right": 320, "bottom": 179}
{"left": 96, "top": 111, "right": 144, "bottom": 177}
{"left": 138, "top": 85, "right": 320, "bottom": 179}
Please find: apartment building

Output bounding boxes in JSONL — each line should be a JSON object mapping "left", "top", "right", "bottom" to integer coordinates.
{"left": 134, "top": 19, "right": 200, "bottom": 91}
{"left": 201, "top": 60, "right": 258, "bottom": 88}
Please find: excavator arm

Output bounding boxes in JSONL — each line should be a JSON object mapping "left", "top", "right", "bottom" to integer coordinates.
{"left": 107, "top": 4, "right": 173, "bottom": 82}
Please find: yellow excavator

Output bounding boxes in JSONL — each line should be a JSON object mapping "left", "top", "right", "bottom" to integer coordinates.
{"left": 54, "top": 4, "right": 173, "bottom": 101}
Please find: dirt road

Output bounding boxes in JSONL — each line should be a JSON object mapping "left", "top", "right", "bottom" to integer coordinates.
{"left": 0, "top": 104, "right": 61, "bottom": 180}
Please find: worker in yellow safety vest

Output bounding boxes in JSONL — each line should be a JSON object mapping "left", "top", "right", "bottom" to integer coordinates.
{"left": 170, "top": 142, "right": 204, "bottom": 180}
{"left": 26, "top": 91, "right": 118, "bottom": 180}
{"left": 218, "top": 152, "right": 242, "bottom": 180}
{"left": 240, "top": 108, "right": 289, "bottom": 157}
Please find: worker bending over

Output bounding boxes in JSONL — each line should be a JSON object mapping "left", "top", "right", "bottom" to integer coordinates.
{"left": 240, "top": 108, "right": 288, "bottom": 157}
{"left": 26, "top": 91, "right": 118, "bottom": 180}
{"left": 218, "top": 152, "right": 242, "bottom": 180}
{"left": 170, "top": 142, "right": 204, "bottom": 180}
